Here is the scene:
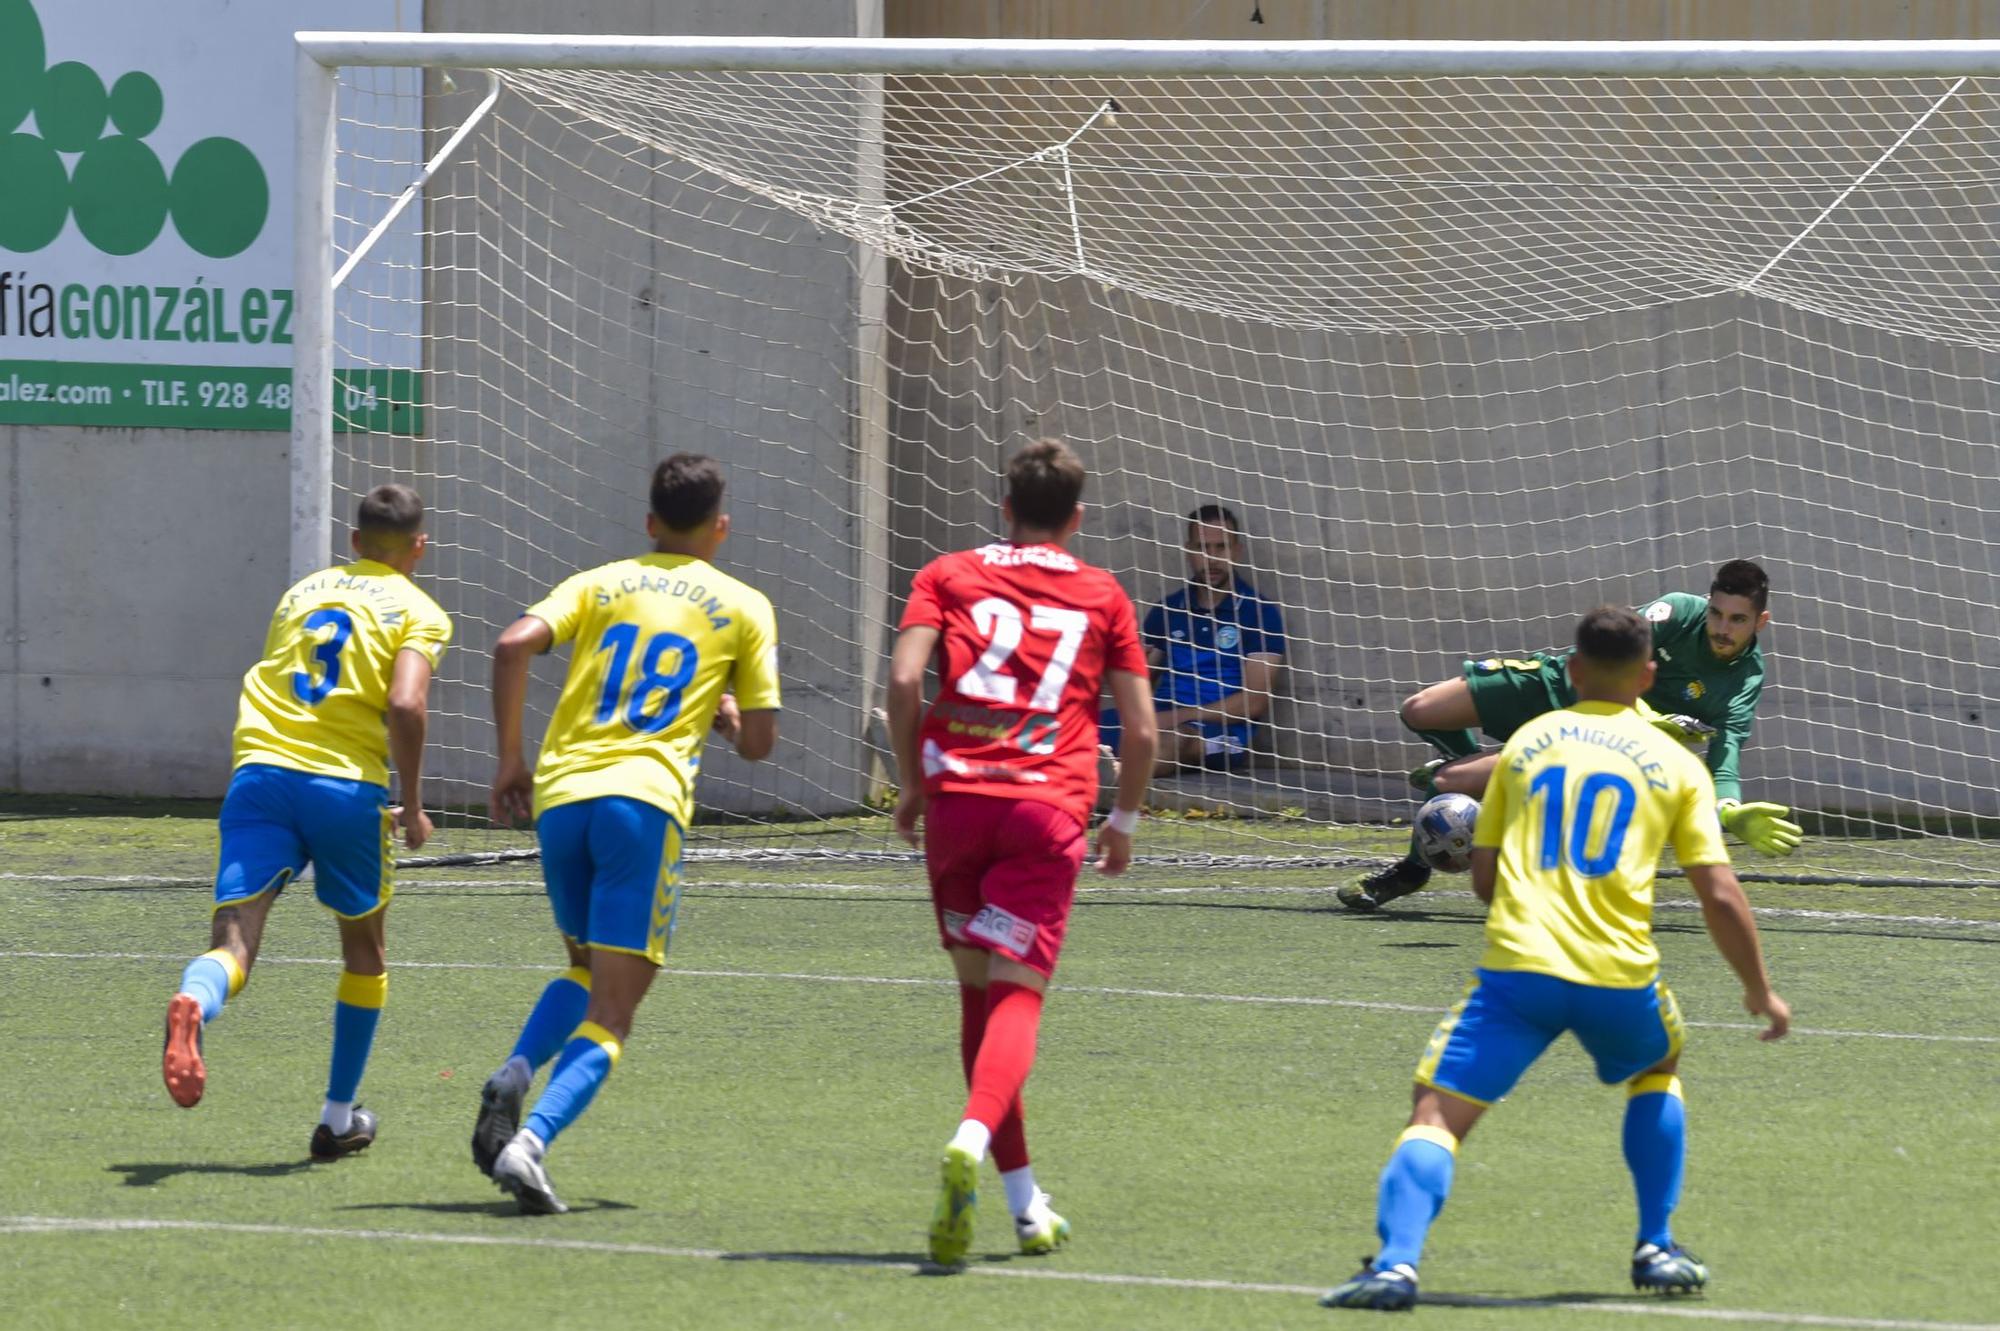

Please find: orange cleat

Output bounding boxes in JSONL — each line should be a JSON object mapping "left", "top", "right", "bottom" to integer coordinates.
{"left": 162, "top": 993, "right": 207, "bottom": 1108}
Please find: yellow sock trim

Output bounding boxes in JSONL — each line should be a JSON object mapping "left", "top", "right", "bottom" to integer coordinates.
{"left": 1397, "top": 1124, "right": 1459, "bottom": 1156}
{"left": 202, "top": 948, "right": 247, "bottom": 997}
{"left": 336, "top": 970, "right": 389, "bottom": 1009}
{"left": 574, "top": 1019, "right": 622, "bottom": 1067}
{"left": 1628, "top": 1073, "right": 1683, "bottom": 1100}
{"left": 561, "top": 965, "right": 592, "bottom": 990}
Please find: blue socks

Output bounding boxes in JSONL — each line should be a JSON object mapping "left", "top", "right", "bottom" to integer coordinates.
{"left": 524, "top": 1021, "right": 622, "bottom": 1146}
{"left": 179, "top": 950, "right": 242, "bottom": 1023}
{"left": 1375, "top": 1125, "right": 1458, "bottom": 1270}
{"left": 326, "top": 970, "right": 388, "bottom": 1103}
{"left": 511, "top": 966, "right": 593, "bottom": 1070}
{"left": 1623, "top": 1074, "right": 1687, "bottom": 1249}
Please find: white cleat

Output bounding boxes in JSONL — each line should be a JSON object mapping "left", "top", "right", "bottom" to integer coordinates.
{"left": 1015, "top": 1191, "right": 1072, "bottom": 1255}
{"left": 491, "top": 1129, "right": 568, "bottom": 1215}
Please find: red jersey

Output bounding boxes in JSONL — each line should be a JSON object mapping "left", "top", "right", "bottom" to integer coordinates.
{"left": 900, "top": 541, "right": 1148, "bottom": 827}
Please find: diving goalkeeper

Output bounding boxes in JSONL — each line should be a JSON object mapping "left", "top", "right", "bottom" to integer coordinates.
{"left": 1340, "top": 559, "right": 1802, "bottom": 913}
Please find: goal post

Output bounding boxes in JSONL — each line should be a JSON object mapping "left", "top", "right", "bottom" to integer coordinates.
{"left": 294, "top": 35, "right": 2000, "bottom": 884}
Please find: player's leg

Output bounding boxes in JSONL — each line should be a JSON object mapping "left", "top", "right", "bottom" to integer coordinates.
{"left": 925, "top": 793, "right": 998, "bottom": 1264}
{"left": 494, "top": 798, "right": 679, "bottom": 1214}
{"left": 1399, "top": 676, "right": 1481, "bottom": 761}
{"left": 1574, "top": 980, "right": 1703, "bottom": 1293}
{"left": 311, "top": 906, "right": 387, "bottom": 1159}
{"left": 1323, "top": 970, "right": 1559, "bottom": 1310}
{"left": 1154, "top": 724, "right": 1210, "bottom": 777}
{"left": 302, "top": 779, "right": 396, "bottom": 1158}
{"left": 474, "top": 803, "right": 595, "bottom": 1176}
{"left": 164, "top": 766, "right": 299, "bottom": 1108}
{"left": 946, "top": 800, "right": 1083, "bottom": 1260}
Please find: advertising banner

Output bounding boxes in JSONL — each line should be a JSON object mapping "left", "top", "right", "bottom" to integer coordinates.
{"left": 0, "top": 0, "right": 422, "bottom": 432}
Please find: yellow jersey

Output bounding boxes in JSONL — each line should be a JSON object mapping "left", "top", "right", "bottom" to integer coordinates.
{"left": 525, "top": 553, "right": 781, "bottom": 820}
{"left": 1475, "top": 699, "right": 1730, "bottom": 988}
{"left": 232, "top": 560, "right": 453, "bottom": 787}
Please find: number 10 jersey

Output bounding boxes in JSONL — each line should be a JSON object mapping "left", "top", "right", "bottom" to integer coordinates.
{"left": 901, "top": 542, "right": 1148, "bottom": 829}
{"left": 525, "top": 552, "right": 782, "bottom": 821}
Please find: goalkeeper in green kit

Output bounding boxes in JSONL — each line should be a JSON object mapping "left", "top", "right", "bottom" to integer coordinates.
{"left": 1340, "top": 560, "right": 1803, "bottom": 913}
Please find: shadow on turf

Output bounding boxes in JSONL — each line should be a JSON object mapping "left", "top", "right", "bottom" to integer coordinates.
{"left": 110, "top": 1160, "right": 316, "bottom": 1187}
{"left": 718, "top": 1249, "right": 1015, "bottom": 1277}
{"left": 339, "top": 1198, "right": 636, "bottom": 1217}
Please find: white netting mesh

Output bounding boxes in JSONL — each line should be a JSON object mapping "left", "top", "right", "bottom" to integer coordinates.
{"left": 330, "top": 61, "right": 2000, "bottom": 883}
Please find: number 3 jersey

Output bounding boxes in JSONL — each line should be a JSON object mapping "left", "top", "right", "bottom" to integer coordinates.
{"left": 901, "top": 542, "right": 1148, "bottom": 828}
{"left": 232, "top": 560, "right": 454, "bottom": 787}
{"left": 525, "top": 552, "right": 781, "bottom": 821}
{"left": 1474, "top": 699, "right": 1731, "bottom": 988}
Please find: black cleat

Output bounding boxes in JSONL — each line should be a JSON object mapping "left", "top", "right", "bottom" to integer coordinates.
{"left": 1337, "top": 858, "right": 1433, "bottom": 913}
{"left": 472, "top": 1069, "right": 527, "bottom": 1177}
{"left": 310, "top": 1106, "right": 378, "bottom": 1161}
{"left": 1321, "top": 1258, "right": 1419, "bottom": 1310}
{"left": 1632, "top": 1242, "right": 1709, "bottom": 1294}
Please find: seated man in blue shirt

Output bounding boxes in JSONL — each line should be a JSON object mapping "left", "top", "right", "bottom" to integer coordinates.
{"left": 1106, "top": 505, "right": 1286, "bottom": 777}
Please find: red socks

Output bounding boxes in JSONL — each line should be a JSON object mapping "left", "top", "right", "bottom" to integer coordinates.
{"left": 957, "top": 983, "right": 1032, "bottom": 1170}
{"left": 961, "top": 981, "right": 1044, "bottom": 1156}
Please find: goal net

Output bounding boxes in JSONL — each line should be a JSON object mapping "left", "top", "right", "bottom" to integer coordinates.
{"left": 321, "top": 46, "right": 1998, "bottom": 884}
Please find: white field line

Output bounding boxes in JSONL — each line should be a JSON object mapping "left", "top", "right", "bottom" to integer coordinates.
{"left": 2, "top": 948, "right": 1993, "bottom": 1045}
{"left": 0, "top": 1215, "right": 1993, "bottom": 1331}
{"left": 7, "top": 872, "right": 1999, "bottom": 933}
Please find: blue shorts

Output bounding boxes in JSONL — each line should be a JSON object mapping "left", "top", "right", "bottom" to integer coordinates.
{"left": 214, "top": 763, "right": 394, "bottom": 919}
{"left": 536, "top": 797, "right": 686, "bottom": 965}
{"left": 1415, "top": 968, "right": 1685, "bottom": 1106}
{"left": 1099, "top": 707, "right": 1254, "bottom": 771}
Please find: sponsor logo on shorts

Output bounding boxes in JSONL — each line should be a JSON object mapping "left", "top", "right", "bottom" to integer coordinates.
{"left": 941, "top": 909, "right": 972, "bottom": 942}
{"left": 967, "top": 903, "right": 1037, "bottom": 955}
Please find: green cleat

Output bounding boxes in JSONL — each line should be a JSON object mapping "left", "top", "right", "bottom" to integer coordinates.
{"left": 1014, "top": 1191, "right": 1071, "bottom": 1255}
{"left": 1631, "top": 1242, "right": 1708, "bottom": 1294}
{"left": 1321, "top": 1259, "right": 1419, "bottom": 1311}
{"left": 927, "top": 1145, "right": 979, "bottom": 1267}
{"left": 1407, "top": 757, "right": 1448, "bottom": 798}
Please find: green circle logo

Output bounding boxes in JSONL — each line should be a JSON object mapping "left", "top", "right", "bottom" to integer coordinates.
{"left": 108, "top": 71, "right": 162, "bottom": 139}
{"left": 170, "top": 136, "right": 268, "bottom": 259}
{"left": 0, "top": 3, "right": 271, "bottom": 259}
{"left": 0, "top": 0, "right": 46, "bottom": 134}
{"left": 72, "top": 136, "right": 170, "bottom": 255}
{"left": 35, "top": 60, "right": 107, "bottom": 153}
{"left": 0, "top": 132, "right": 66, "bottom": 251}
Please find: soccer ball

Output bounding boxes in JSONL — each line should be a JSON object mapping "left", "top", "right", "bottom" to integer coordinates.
{"left": 1412, "top": 793, "right": 1480, "bottom": 874}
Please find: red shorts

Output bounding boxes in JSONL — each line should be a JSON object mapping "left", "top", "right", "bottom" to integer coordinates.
{"left": 925, "top": 792, "right": 1087, "bottom": 978}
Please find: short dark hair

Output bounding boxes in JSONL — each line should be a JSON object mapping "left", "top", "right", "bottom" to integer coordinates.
{"left": 1574, "top": 605, "right": 1652, "bottom": 666}
{"left": 1711, "top": 559, "right": 1769, "bottom": 613}
{"left": 355, "top": 484, "right": 424, "bottom": 539}
{"left": 1006, "top": 437, "right": 1086, "bottom": 530}
{"left": 651, "top": 453, "right": 726, "bottom": 531}
{"left": 1186, "top": 503, "right": 1242, "bottom": 534}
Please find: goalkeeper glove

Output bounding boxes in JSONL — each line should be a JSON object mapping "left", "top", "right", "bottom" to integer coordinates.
{"left": 1719, "top": 799, "right": 1803, "bottom": 857}
{"left": 1635, "top": 698, "right": 1715, "bottom": 750}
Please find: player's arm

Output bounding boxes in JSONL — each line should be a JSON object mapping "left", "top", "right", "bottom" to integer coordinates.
{"left": 887, "top": 623, "right": 940, "bottom": 847}
{"left": 1685, "top": 862, "right": 1790, "bottom": 1040}
{"left": 1469, "top": 847, "right": 1497, "bottom": 904}
{"left": 1160, "top": 652, "right": 1281, "bottom": 727}
{"left": 1099, "top": 667, "right": 1157, "bottom": 876}
{"left": 1710, "top": 683, "right": 1801, "bottom": 856}
{"left": 722, "top": 595, "right": 783, "bottom": 763}
{"left": 386, "top": 648, "right": 436, "bottom": 850}
{"left": 489, "top": 614, "right": 554, "bottom": 828}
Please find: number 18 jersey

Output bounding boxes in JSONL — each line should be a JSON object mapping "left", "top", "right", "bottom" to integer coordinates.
{"left": 901, "top": 542, "right": 1148, "bottom": 828}
{"left": 525, "top": 552, "right": 781, "bottom": 821}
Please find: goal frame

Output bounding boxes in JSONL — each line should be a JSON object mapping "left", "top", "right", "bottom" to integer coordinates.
{"left": 289, "top": 33, "right": 2000, "bottom": 580}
